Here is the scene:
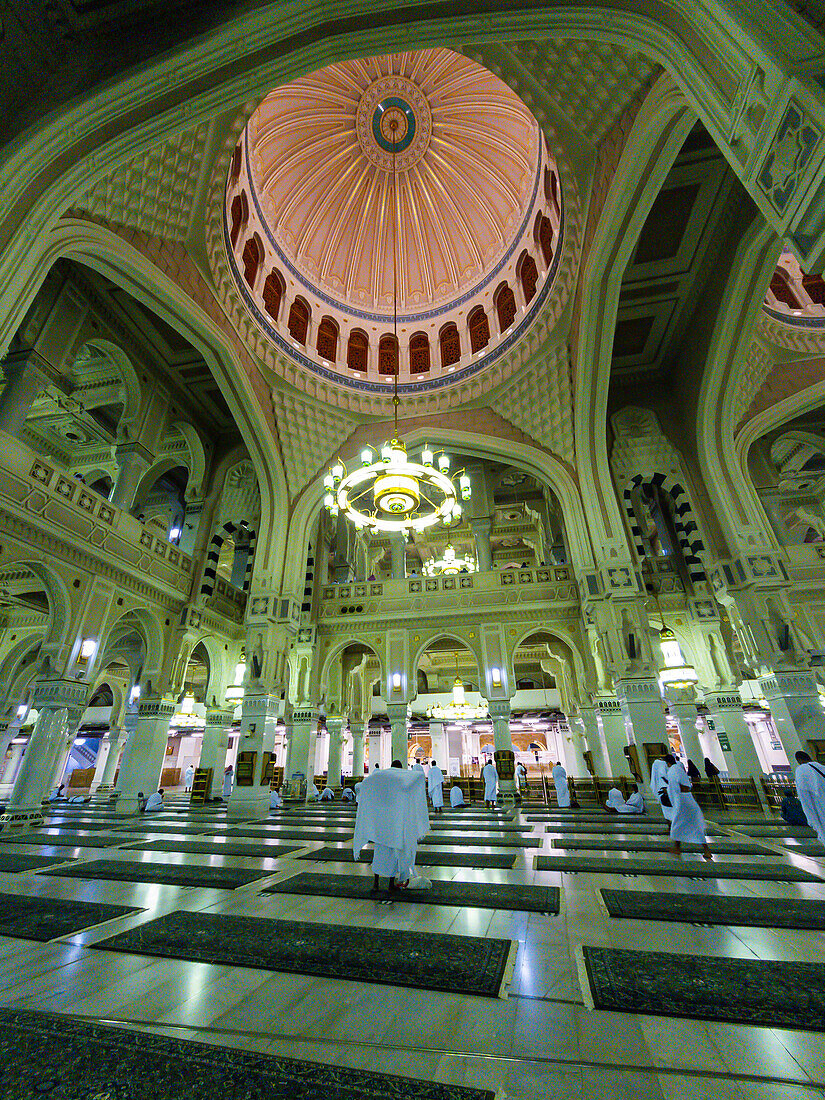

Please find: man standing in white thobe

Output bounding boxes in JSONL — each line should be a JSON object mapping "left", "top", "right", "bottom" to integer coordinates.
{"left": 650, "top": 754, "right": 675, "bottom": 823}
{"left": 552, "top": 761, "right": 570, "bottom": 808}
{"left": 222, "top": 765, "right": 234, "bottom": 801}
{"left": 353, "top": 760, "right": 430, "bottom": 894}
{"left": 184, "top": 764, "right": 195, "bottom": 792}
{"left": 795, "top": 751, "right": 825, "bottom": 844}
{"left": 427, "top": 760, "right": 444, "bottom": 814}
{"left": 667, "top": 759, "right": 712, "bottom": 860}
{"left": 412, "top": 759, "right": 425, "bottom": 774}
{"left": 482, "top": 757, "right": 498, "bottom": 809}
{"left": 516, "top": 760, "right": 528, "bottom": 793}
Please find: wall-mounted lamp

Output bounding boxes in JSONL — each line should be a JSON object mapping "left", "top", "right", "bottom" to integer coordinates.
{"left": 79, "top": 638, "right": 97, "bottom": 660}
{"left": 490, "top": 666, "right": 502, "bottom": 688}
{"left": 129, "top": 685, "right": 141, "bottom": 704}
{"left": 392, "top": 672, "right": 402, "bottom": 693}
{"left": 16, "top": 704, "right": 27, "bottom": 719}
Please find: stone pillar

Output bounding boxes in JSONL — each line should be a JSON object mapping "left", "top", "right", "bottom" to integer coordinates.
{"left": 114, "top": 698, "right": 175, "bottom": 815}
{"left": 759, "top": 670, "right": 823, "bottom": 761}
{"left": 3, "top": 678, "right": 88, "bottom": 829}
{"left": 326, "top": 716, "right": 345, "bottom": 787}
{"left": 447, "top": 725, "right": 463, "bottom": 775}
{"left": 93, "top": 726, "right": 128, "bottom": 790}
{"left": 470, "top": 517, "right": 493, "bottom": 572}
{"left": 386, "top": 703, "right": 408, "bottom": 764}
{"left": 615, "top": 678, "right": 667, "bottom": 788}
{"left": 48, "top": 711, "right": 83, "bottom": 789}
{"left": 368, "top": 728, "right": 381, "bottom": 770}
{"left": 228, "top": 694, "right": 280, "bottom": 819}
{"left": 489, "top": 700, "right": 516, "bottom": 807}
{"left": 285, "top": 705, "right": 319, "bottom": 801}
{"left": 559, "top": 716, "right": 588, "bottom": 775}
{"left": 390, "top": 535, "right": 407, "bottom": 580}
{"left": 0, "top": 358, "right": 48, "bottom": 437}
{"left": 575, "top": 707, "right": 609, "bottom": 774}
{"left": 110, "top": 445, "right": 152, "bottom": 511}
{"left": 428, "top": 721, "right": 447, "bottom": 770}
{"left": 664, "top": 687, "right": 705, "bottom": 770}
{"left": 704, "top": 690, "right": 766, "bottom": 794}
{"left": 199, "top": 708, "right": 234, "bottom": 790}
{"left": 177, "top": 498, "right": 204, "bottom": 557}
{"left": 594, "top": 696, "right": 630, "bottom": 777}
{"left": 1, "top": 742, "right": 25, "bottom": 786}
{"left": 350, "top": 720, "right": 366, "bottom": 778}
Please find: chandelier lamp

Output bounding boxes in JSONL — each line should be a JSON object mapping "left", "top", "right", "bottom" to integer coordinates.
{"left": 423, "top": 544, "right": 476, "bottom": 576}
{"left": 658, "top": 629, "right": 699, "bottom": 689}
{"left": 323, "top": 122, "right": 470, "bottom": 534}
{"left": 427, "top": 653, "right": 488, "bottom": 722}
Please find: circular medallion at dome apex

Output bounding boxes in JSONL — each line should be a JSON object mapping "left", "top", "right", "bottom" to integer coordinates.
{"left": 245, "top": 49, "right": 542, "bottom": 316}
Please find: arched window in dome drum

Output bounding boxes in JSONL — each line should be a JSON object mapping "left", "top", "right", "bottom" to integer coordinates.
{"left": 468, "top": 306, "right": 490, "bottom": 353}
{"left": 230, "top": 192, "right": 248, "bottom": 248}
{"left": 519, "top": 252, "right": 538, "bottom": 305}
{"left": 316, "top": 316, "right": 338, "bottom": 361}
{"left": 545, "top": 167, "right": 560, "bottom": 215}
{"left": 231, "top": 144, "right": 242, "bottom": 181}
{"left": 347, "top": 330, "right": 368, "bottom": 372}
{"left": 495, "top": 283, "right": 517, "bottom": 333}
{"left": 287, "top": 297, "right": 310, "bottom": 345}
{"left": 378, "top": 334, "right": 398, "bottom": 375}
{"left": 802, "top": 271, "right": 825, "bottom": 306}
{"left": 409, "top": 332, "right": 430, "bottom": 374}
{"left": 770, "top": 270, "right": 801, "bottom": 309}
{"left": 262, "top": 271, "right": 284, "bottom": 321}
{"left": 539, "top": 216, "right": 554, "bottom": 267}
{"left": 242, "top": 236, "right": 262, "bottom": 289}
{"left": 440, "top": 323, "right": 461, "bottom": 368}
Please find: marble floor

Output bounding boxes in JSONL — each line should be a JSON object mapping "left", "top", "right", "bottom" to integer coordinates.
{"left": 0, "top": 796, "right": 823, "bottom": 1099}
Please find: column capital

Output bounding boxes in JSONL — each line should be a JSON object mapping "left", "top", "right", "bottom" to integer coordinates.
{"left": 292, "top": 705, "right": 319, "bottom": 724}
{"left": 385, "top": 703, "right": 409, "bottom": 723}
{"left": 702, "top": 689, "right": 745, "bottom": 710}
{"left": 241, "top": 693, "right": 281, "bottom": 721}
{"left": 469, "top": 516, "right": 493, "bottom": 534}
{"left": 614, "top": 677, "right": 662, "bottom": 704}
{"left": 205, "top": 708, "right": 235, "bottom": 728}
{"left": 488, "top": 699, "right": 511, "bottom": 720}
{"left": 31, "top": 678, "right": 88, "bottom": 713}
{"left": 137, "top": 697, "right": 176, "bottom": 719}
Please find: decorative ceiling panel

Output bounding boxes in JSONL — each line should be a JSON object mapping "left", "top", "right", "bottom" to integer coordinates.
{"left": 271, "top": 388, "right": 357, "bottom": 498}
{"left": 487, "top": 343, "right": 574, "bottom": 465}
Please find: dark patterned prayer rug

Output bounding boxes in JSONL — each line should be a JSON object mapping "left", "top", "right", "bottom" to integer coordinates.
{"left": 223, "top": 828, "right": 537, "bottom": 847}
{"left": 600, "top": 889, "right": 825, "bottom": 928}
{"left": 0, "top": 833, "right": 128, "bottom": 848}
{"left": 0, "top": 893, "right": 140, "bottom": 941}
{"left": 263, "top": 872, "right": 559, "bottom": 913}
{"left": 534, "top": 855, "right": 822, "bottom": 880}
{"left": 39, "top": 859, "right": 272, "bottom": 889}
{"left": 552, "top": 839, "right": 773, "bottom": 855}
{"left": 0, "top": 1008, "right": 495, "bottom": 1099}
{"left": 94, "top": 910, "right": 515, "bottom": 997}
{"left": 581, "top": 946, "right": 825, "bottom": 1030}
{"left": 297, "top": 847, "right": 516, "bottom": 868}
{"left": 0, "top": 853, "right": 73, "bottom": 873}
{"left": 119, "top": 839, "right": 301, "bottom": 858}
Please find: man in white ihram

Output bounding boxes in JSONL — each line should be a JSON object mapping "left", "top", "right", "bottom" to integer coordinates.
{"left": 552, "top": 760, "right": 570, "bottom": 808}
{"left": 795, "top": 751, "right": 825, "bottom": 844}
{"left": 667, "top": 757, "right": 712, "bottom": 860}
{"left": 482, "top": 756, "right": 498, "bottom": 809}
{"left": 183, "top": 764, "right": 195, "bottom": 792}
{"left": 427, "top": 759, "right": 444, "bottom": 814}
{"left": 650, "top": 754, "right": 675, "bottom": 823}
{"left": 353, "top": 760, "right": 430, "bottom": 895}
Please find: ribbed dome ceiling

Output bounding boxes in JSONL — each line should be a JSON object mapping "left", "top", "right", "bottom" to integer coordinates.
{"left": 247, "top": 50, "right": 540, "bottom": 316}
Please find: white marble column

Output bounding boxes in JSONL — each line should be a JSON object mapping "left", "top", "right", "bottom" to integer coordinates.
{"left": 575, "top": 707, "right": 609, "bottom": 774}
{"left": 665, "top": 687, "right": 705, "bottom": 769}
{"left": 228, "top": 694, "right": 280, "bottom": 819}
{"left": 368, "top": 729, "right": 380, "bottom": 771}
{"left": 469, "top": 517, "right": 493, "bottom": 572}
{"left": 390, "top": 535, "right": 407, "bottom": 580}
{"left": 0, "top": 359, "right": 48, "bottom": 437}
{"left": 350, "top": 720, "right": 366, "bottom": 778}
{"left": 704, "top": 690, "right": 766, "bottom": 795}
{"left": 386, "top": 703, "right": 408, "bottom": 765}
{"left": 110, "top": 445, "right": 152, "bottom": 510}
{"left": 286, "top": 705, "right": 319, "bottom": 803}
{"left": 615, "top": 678, "right": 666, "bottom": 788}
{"left": 559, "top": 716, "right": 588, "bottom": 775}
{"left": 114, "top": 698, "right": 175, "bottom": 815}
{"left": 1, "top": 742, "right": 24, "bottom": 786}
{"left": 93, "top": 725, "right": 128, "bottom": 790}
{"left": 489, "top": 700, "right": 516, "bottom": 807}
{"left": 48, "top": 712, "right": 83, "bottom": 790}
{"left": 759, "top": 670, "right": 823, "bottom": 761}
{"left": 594, "top": 697, "right": 630, "bottom": 777}
{"left": 326, "top": 717, "right": 345, "bottom": 787}
{"left": 199, "top": 709, "right": 235, "bottom": 796}
{"left": 428, "top": 721, "right": 447, "bottom": 770}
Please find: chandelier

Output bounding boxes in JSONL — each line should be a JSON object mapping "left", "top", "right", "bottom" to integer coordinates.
{"left": 324, "top": 121, "right": 469, "bottom": 534}
{"left": 658, "top": 628, "right": 699, "bottom": 689}
{"left": 427, "top": 654, "right": 488, "bottom": 722}
{"left": 423, "top": 544, "right": 476, "bottom": 577}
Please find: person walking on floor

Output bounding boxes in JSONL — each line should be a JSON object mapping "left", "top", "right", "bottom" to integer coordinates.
{"left": 183, "top": 764, "right": 195, "bottom": 792}
{"left": 794, "top": 751, "right": 825, "bottom": 844}
{"left": 552, "top": 760, "right": 570, "bottom": 808}
{"left": 650, "top": 753, "right": 676, "bottom": 823}
{"left": 482, "top": 756, "right": 498, "bottom": 809}
{"left": 667, "top": 758, "right": 712, "bottom": 860}
{"left": 427, "top": 760, "right": 444, "bottom": 814}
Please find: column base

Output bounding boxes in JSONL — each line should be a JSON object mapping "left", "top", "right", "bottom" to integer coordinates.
{"left": 0, "top": 807, "right": 44, "bottom": 832}
{"left": 113, "top": 795, "right": 142, "bottom": 816}
{"left": 227, "top": 792, "right": 270, "bottom": 821}
{"left": 499, "top": 778, "right": 517, "bottom": 809}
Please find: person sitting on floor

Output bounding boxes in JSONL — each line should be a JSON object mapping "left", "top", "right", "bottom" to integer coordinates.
{"left": 604, "top": 787, "right": 625, "bottom": 813}
{"left": 449, "top": 785, "right": 466, "bottom": 808}
{"left": 137, "top": 791, "right": 147, "bottom": 813}
{"left": 144, "top": 788, "right": 164, "bottom": 812}
{"left": 320, "top": 786, "right": 335, "bottom": 800}
{"left": 354, "top": 781, "right": 363, "bottom": 802}
{"left": 616, "top": 783, "right": 645, "bottom": 814}
{"left": 269, "top": 788, "right": 283, "bottom": 810}
{"left": 309, "top": 783, "right": 321, "bottom": 801}
{"left": 67, "top": 794, "right": 88, "bottom": 803}
{"left": 341, "top": 786, "right": 355, "bottom": 802}
{"left": 47, "top": 784, "right": 66, "bottom": 802}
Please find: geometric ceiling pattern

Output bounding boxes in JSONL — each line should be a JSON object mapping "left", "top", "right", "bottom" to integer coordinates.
{"left": 271, "top": 387, "right": 357, "bottom": 497}
{"left": 488, "top": 342, "right": 575, "bottom": 466}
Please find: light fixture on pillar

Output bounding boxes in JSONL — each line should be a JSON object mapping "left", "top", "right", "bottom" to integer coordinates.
{"left": 422, "top": 544, "right": 476, "bottom": 577}
{"left": 323, "top": 128, "right": 469, "bottom": 534}
{"left": 427, "top": 653, "right": 488, "bottom": 722}
{"left": 657, "top": 629, "right": 699, "bottom": 689}
{"left": 172, "top": 692, "right": 202, "bottom": 730}
{"left": 225, "top": 655, "right": 246, "bottom": 703}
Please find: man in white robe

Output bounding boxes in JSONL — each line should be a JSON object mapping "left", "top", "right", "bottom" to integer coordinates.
{"left": 650, "top": 755, "right": 675, "bottom": 822}
{"left": 144, "top": 789, "right": 164, "bottom": 812}
{"left": 552, "top": 761, "right": 570, "bottom": 808}
{"left": 616, "top": 784, "right": 646, "bottom": 814}
{"left": 604, "top": 787, "right": 625, "bottom": 813}
{"left": 184, "top": 764, "right": 195, "bottom": 792}
{"left": 222, "top": 765, "right": 234, "bottom": 801}
{"left": 449, "top": 785, "right": 466, "bottom": 808}
{"left": 516, "top": 761, "right": 527, "bottom": 792}
{"left": 320, "top": 786, "right": 335, "bottom": 800}
{"left": 309, "top": 783, "right": 321, "bottom": 801}
{"left": 427, "top": 761, "right": 444, "bottom": 813}
{"left": 482, "top": 758, "right": 498, "bottom": 809}
{"left": 667, "top": 760, "right": 712, "bottom": 860}
{"left": 341, "top": 786, "right": 355, "bottom": 802}
{"left": 353, "top": 760, "right": 430, "bottom": 893}
{"left": 412, "top": 759, "right": 425, "bottom": 774}
{"left": 795, "top": 751, "right": 825, "bottom": 844}
{"left": 269, "top": 789, "right": 283, "bottom": 809}
{"left": 354, "top": 781, "right": 363, "bottom": 802}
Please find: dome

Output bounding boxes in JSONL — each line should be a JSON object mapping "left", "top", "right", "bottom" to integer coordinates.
{"left": 225, "top": 49, "right": 563, "bottom": 391}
